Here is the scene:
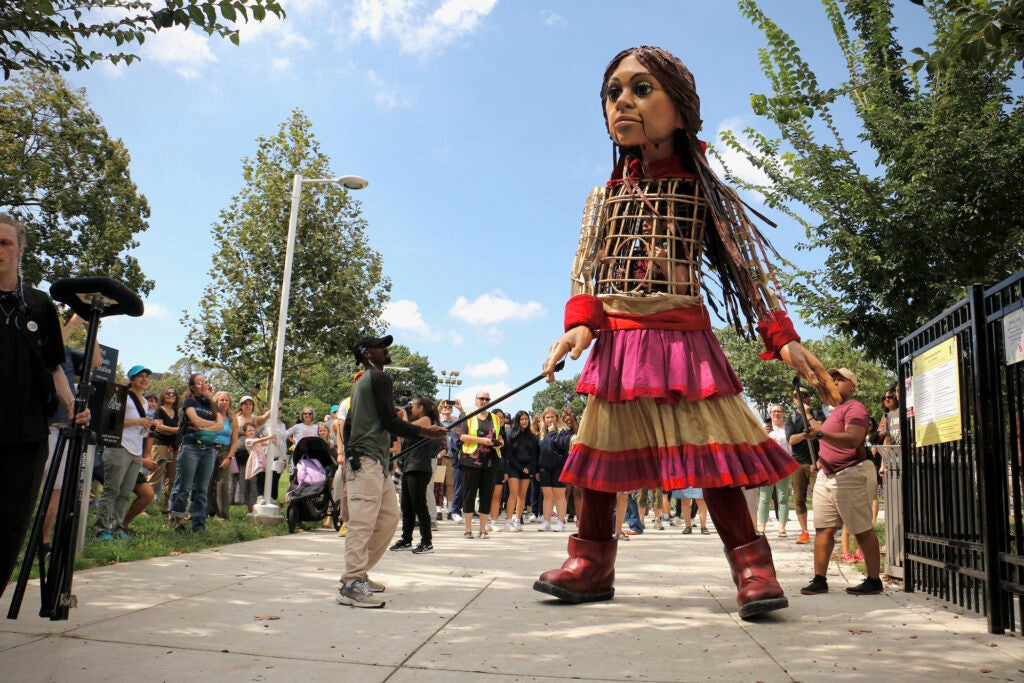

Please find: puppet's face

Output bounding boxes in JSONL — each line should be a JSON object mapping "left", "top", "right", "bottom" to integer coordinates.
{"left": 604, "top": 55, "right": 683, "bottom": 157}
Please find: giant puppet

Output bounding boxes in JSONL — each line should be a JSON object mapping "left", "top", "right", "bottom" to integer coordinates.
{"left": 534, "top": 46, "right": 839, "bottom": 619}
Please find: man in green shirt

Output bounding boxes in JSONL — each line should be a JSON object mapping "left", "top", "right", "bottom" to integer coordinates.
{"left": 338, "top": 335, "right": 446, "bottom": 608}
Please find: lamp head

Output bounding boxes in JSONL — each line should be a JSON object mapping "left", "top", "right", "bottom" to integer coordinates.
{"left": 335, "top": 175, "right": 369, "bottom": 190}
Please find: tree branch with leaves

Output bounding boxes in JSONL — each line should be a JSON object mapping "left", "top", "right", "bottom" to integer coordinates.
{"left": 0, "top": 0, "right": 285, "bottom": 79}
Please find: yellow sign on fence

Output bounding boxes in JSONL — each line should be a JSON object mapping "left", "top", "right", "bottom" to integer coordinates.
{"left": 912, "top": 338, "right": 962, "bottom": 447}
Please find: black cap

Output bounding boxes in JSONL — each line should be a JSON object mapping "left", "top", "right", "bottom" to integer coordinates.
{"left": 352, "top": 334, "right": 393, "bottom": 365}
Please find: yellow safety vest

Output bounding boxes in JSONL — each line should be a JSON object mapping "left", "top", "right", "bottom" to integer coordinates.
{"left": 462, "top": 412, "right": 502, "bottom": 458}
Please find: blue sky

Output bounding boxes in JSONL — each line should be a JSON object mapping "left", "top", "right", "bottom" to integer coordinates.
{"left": 62, "top": 0, "right": 933, "bottom": 414}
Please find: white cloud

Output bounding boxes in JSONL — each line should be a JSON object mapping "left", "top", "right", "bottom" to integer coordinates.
{"left": 367, "top": 69, "right": 413, "bottom": 110}
{"left": 448, "top": 331, "right": 464, "bottom": 347}
{"left": 349, "top": 0, "right": 497, "bottom": 56}
{"left": 382, "top": 299, "right": 441, "bottom": 340}
{"left": 540, "top": 10, "right": 565, "bottom": 27}
{"left": 463, "top": 357, "right": 508, "bottom": 378}
{"left": 449, "top": 291, "right": 546, "bottom": 326}
{"left": 142, "top": 27, "right": 217, "bottom": 80}
{"left": 711, "top": 117, "right": 773, "bottom": 190}
{"left": 142, "top": 302, "right": 172, "bottom": 320}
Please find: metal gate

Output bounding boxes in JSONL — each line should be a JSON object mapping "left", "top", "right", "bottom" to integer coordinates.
{"left": 896, "top": 275, "right": 1024, "bottom": 634}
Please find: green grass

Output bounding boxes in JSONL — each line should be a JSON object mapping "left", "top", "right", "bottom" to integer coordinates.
{"left": 18, "top": 496, "right": 292, "bottom": 581}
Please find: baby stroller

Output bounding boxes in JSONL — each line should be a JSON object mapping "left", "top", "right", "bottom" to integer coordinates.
{"left": 285, "top": 436, "right": 341, "bottom": 533}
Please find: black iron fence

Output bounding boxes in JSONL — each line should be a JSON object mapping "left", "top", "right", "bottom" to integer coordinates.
{"left": 896, "top": 273, "right": 1024, "bottom": 633}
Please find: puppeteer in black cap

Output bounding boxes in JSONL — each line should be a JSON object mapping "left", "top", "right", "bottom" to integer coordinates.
{"left": 351, "top": 334, "right": 393, "bottom": 366}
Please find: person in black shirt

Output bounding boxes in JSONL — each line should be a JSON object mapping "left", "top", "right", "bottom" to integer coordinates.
{"left": 0, "top": 214, "right": 88, "bottom": 597}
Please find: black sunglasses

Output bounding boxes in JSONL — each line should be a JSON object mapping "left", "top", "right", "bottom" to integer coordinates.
{"left": 884, "top": 394, "right": 895, "bottom": 399}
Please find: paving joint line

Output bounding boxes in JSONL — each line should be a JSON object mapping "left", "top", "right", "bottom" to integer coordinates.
{"left": 382, "top": 576, "right": 495, "bottom": 682}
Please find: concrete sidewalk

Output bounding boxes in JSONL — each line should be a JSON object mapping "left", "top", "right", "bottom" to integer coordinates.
{"left": 2, "top": 514, "right": 1023, "bottom": 682}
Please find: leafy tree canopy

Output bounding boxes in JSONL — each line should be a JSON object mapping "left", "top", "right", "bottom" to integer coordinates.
{"left": 530, "top": 375, "right": 587, "bottom": 417}
{"left": 0, "top": 69, "right": 152, "bottom": 293}
{"left": 723, "top": 0, "right": 1024, "bottom": 364}
{"left": 908, "top": 0, "right": 1024, "bottom": 69}
{"left": 0, "top": 0, "right": 285, "bottom": 79}
{"left": 387, "top": 344, "right": 438, "bottom": 407}
{"left": 179, "top": 108, "right": 391, "bottom": 413}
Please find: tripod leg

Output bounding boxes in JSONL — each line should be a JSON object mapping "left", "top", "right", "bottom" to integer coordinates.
{"left": 6, "top": 428, "right": 68, "bottom": 619}
{"left": 45, "top": 428, "right": 87, "bottom": 620}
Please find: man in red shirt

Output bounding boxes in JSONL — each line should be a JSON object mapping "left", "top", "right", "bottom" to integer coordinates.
{"left": 800, "top": 368, "right": 884, "bottom": 596}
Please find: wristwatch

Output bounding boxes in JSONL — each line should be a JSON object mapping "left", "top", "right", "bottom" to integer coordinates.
{"left": 817, "top": 430, "right": 824, "bottom": 440}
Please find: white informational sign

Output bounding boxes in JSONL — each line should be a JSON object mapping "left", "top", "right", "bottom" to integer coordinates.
{"left": 912, "top": 338, "right": 962, "bottom": 447}
{"left": 1003, "top": 307, "right": 1024, "bottom": 366}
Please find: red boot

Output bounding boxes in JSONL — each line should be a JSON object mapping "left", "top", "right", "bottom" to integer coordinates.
{"left": 724, "top": 535, "right": 788, "bottom": 619}
{"left": 533, "top": 534, "right": 616, "bottom": 603}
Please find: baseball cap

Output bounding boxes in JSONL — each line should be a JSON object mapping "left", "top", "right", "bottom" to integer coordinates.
{"left": 352, "top": 334, "right": 393, "bottom": 365}
{"left": 126, "top": 365, "right": 151, "bottom": 378}
{"left": 240, "top": 395, "right": 255, "bottom": 405}
{"left": 827, "top": 367, "right": 858, "bottom": 389}
{"left": 330, "top": 404, "right": 339, "bottom": 413}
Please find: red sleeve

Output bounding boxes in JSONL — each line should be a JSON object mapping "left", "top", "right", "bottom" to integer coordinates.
{"left": 564, "top": 294, "right": 605, "bottom": 334}
{"left": 756, "top": 310, "right": 800, "bottom": 360}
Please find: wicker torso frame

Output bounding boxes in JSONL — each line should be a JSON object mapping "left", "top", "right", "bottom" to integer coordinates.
{"left": 571, "top": 178, "right": 708, "bottom": 299}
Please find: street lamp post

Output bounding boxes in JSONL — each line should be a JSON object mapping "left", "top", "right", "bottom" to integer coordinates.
{"left": 252, "top": 172, "right": 369, "bottom": 522}
{"left": 437, "top": 369, "right": 462, "bottom": 401}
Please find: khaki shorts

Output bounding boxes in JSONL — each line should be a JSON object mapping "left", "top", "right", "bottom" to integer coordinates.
{"left": 812, "top": 460, "right": 875, "bottom": 535}
{"left": 440, "top": 455, "right": 454, "bottom": 486}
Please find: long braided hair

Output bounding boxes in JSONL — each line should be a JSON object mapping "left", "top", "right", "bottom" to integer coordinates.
{"left": 601, "top": 46, "right": 781, "bottom": 333}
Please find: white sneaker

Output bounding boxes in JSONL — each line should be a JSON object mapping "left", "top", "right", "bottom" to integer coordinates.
{"left": 538, "top": 520, "right": 551, "bottom": 532}
{"left": 505, "top": 519, "right": 517, "bottom": 532}
{"left": 487, "top": 520, "right": 497, "bottom": 533}
{"left": 451, "top": 513, "right": 463, "bottom": 523}
{"left": 553, "top": 517, "right": 565, "bottom": 532}
{"left": 526, "top": 512, "right": 537, "bottom": 523}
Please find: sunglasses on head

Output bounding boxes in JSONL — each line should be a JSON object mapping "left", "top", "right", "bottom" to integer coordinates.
{"left": 884, "top": 394, "right": 895, "bottom": 399}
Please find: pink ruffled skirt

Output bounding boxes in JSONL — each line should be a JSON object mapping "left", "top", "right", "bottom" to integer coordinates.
{"left": 562, "top": 326, "right": 796, "bottom": 493}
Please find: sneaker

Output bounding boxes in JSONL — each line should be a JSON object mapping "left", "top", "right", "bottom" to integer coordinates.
{"left": 436, "top": 512, "right": 443, "bottom": 521}
{"left": 660, "top": 513, "right": 671, "bottom": 522}
{"left": 117, "top": 531, "right": 135, "bottom": 542}
{"left": 256, "top": 496, "right": 266, "bottom": 505}
{"left": 538, "top": 520, "right": 551, "bottom": 532}
{"left": 365, "top": 577, "right": 386, "bottom": 593}
{"left": 654, "top": 519, "right": 665, "bottom": 531}
{"left": 625, "top": 528, "right": 642, "bottom": 535}
{"left": 430, "top": 521, "right": 438, "bottom": 530}
{"left": 800, "top": 575, "right": 829, "bottom": 595}
{"left": 95, "top": 531, "right": 115, "bottom": 541}
{"left": 412, "top": 543, "right": 433, "bottom": 554}
{"left": 337, "top": 580, "right": 385, "bottom": 608}
{"left": 670, "top": 516, "right": 685, "bottom": 527}
{"left": 853, "top": 550, "right": 865, "bottom": 562}
{"left": 451, "top": 513, "right": 463, "bottom": 523}
{"left": 337, "top": 523, "right": 347, "bottom": 537}
{"left": 553, "top": 518, "right": 565, "bottom": 532}
{"left": 795, "top": 531, "right": 811, "bottom": 544}
{"left": 389, "top": 540, "right": 413, "bottom": 552}
{"left": 173, "top": 524, "right": 188, "bottom": 536}
{"left": 845, "top": 577, "right": 884, "bottom": 595}
{"left": 505, "top": 519, "right": 516, "bottom": 532}
{"left": 446, "top": 512, "right": 453, "bottom": 520}
{"left": 486, "top": 520, "right": 496, "bottom": 533}
{"left": 526, "top": 512, "right": 537, "bottom": 523}
{"left": 841, "top": 552, "right": 856, "bottom": 562}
